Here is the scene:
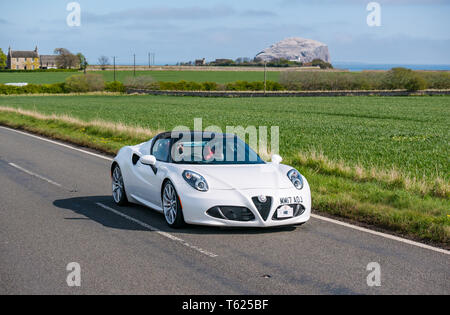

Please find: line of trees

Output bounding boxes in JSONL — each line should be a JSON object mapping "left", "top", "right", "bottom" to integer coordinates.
{"left": 53, "top": 48, "right": 88, "bottom": 71}
{"left": 53, "top": 49, "right": 111, "bottom": 71}
{"left": 176, "top": 57, "right": 323, "bottom": 68}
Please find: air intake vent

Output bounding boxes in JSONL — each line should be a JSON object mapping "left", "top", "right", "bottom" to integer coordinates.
{"left": 207, "top": 206, "right": 255, "bottom": 221}
{"left": 251, "top": 196, "right": 272, "bottom": 221}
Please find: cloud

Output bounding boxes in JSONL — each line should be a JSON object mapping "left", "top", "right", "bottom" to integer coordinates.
{"left": 0, "top": 18, "right": 9, "bottom": 24}
{"left": 85, "top": 5, "right": 236, "bottom": 23}
{"left": 240, "top": 10, "right": 277, "bottom": 17}
{"left": 280, "top": 0, "right": 450, "bottom": 5}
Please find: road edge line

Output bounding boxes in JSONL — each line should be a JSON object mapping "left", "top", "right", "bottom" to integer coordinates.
{"left": 311, "top": 214, "right": 449, "bottom": 255}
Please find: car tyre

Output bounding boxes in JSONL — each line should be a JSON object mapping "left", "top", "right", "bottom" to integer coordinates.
{"left": 162, "top": 180, "right": 185, "bottom": 228}
{"left": 112, "top": 164, "right": 128, "bottom": 206}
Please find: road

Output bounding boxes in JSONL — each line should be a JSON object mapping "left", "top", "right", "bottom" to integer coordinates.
{"left": 0, "top": 126, "right": 448, "bottom": 294}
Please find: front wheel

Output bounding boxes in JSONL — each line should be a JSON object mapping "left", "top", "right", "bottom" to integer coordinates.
{"left": 112, "top": 164, "right": 128, "bottom": 206}
{"left": 162, "top": 181, "right": 185, "bottom": 228}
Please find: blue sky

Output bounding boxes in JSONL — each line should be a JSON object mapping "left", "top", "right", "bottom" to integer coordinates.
{"left": 1, "top": 0, "right": 449, "bottom": 65}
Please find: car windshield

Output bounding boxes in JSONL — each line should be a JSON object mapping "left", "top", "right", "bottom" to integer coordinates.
{"left": 171, "top": 135, "right": 265, "bottom": 165}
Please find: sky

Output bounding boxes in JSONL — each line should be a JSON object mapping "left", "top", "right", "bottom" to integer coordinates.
{"left": 0, "top": 0, "right": 449, "bottom": 65}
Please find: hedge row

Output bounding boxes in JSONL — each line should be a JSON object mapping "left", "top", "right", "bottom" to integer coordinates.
{"left": 0, "top": 73, "right": 123, "bottom": 94}
{"left": 0, "top": 83, "right": 67, "bottom": 95}
{"left": 157, "top": 80, "right": 283, "bottom": 91}
{"left": 1, "top": 69, "right": 449, "bottom": 94}
{"left": 0, "top": 80, "right": 283, "bottom": 94}
{"left": 279, "top": 68, "right": 450, "bottom": 91}
{"left": 0, "top": 81, "right": 125, "bottom": 95}
{"left": 0, "top": 69, "right": 79, "bottom": 73}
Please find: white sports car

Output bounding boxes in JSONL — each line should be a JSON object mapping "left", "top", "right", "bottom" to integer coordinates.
{"left": 111, "top": 131, "right": 311, "bottom": 228}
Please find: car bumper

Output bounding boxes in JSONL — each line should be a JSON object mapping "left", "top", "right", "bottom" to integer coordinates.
{"left": 178, "top": 184, "right": 311, "bottom": 227}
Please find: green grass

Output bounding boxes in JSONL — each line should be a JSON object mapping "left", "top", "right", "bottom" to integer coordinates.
{"left": 0, "top": 70, "right": 280, "bottom": 85}
{"left": 0, "top": 95, "right": 448, "bottom": 179}
{"left": 0, "top": 95, "right": 449, "bottom": 245}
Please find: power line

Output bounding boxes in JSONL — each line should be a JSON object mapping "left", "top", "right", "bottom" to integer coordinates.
{"left": 113, "top": 56, "right": 116, "bottom": 81}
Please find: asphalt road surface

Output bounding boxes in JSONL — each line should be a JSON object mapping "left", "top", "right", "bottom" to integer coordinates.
{"left": 0, "top": 126, "right": 448, "bottom": 295}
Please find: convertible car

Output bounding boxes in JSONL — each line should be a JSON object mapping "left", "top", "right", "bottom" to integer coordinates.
{"left": 111, "top": 131, "right": 311, "bottom": 228}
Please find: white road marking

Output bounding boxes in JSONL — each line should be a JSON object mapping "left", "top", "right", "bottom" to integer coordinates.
{"left": 0, "top": 126, "right": 113, "bottom": 162}
{"left": 311, "top": 214, "right": 449, "bottom": 255}
{"left": 8, "top": 162, "right": 63, "bottom": 188}
{"left": 95, "top": 202, "right": 218, "bottom": 258}
{"left": 1, "top": 126, "right": 448, "bottom": 256}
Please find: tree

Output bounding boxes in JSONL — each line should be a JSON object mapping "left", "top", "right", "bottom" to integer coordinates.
{"left": 98, "top": 56, "right": 110, "bottom": 70}
{"left": 386, "top": 67, "right": 427, "bottom": 91}
{"left": 54, "top": 48, "right": 79, "bottom": 69}
{"left": 0, "top": 48, "right": 6, "bottom": 69}
{"left": 65, "top": 73, "right": 105, "bottom": 92}
{"left": 76, "top": 53, "right": 88, "bottom": 73}
{"left": 311, "top": 59, "right": 333, "bottom": 69}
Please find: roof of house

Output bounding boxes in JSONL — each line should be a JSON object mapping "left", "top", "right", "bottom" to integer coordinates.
{"left": 10, "top": 50, "right": 39, "bottom": 58}
{"left": 40, "top": 55, "right": 58, "bottom": 63}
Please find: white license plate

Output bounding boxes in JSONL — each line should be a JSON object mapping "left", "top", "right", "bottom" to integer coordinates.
{"left": 277, "top": 205, "right": 294, "bottom": 218}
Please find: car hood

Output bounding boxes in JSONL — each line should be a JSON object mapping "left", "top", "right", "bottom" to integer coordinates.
{"left": 183, "top": 163, "right": 293, "bottom": 190}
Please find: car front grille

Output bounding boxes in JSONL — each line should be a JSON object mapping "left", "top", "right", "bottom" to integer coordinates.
{"left": 206, "top": 206, "right": 255, "bottom": 222}
{"left": 251, "top": 196, "right": 273, "bottom": 221}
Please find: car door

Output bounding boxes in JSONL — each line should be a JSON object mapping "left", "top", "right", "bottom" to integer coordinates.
{"left": 133, "top": 138, "right": 171, "bottom": 208}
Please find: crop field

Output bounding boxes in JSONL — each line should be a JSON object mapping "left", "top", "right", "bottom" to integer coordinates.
{"left": 0, "top": 70, "right": 280, "bottom": 85}
{"left": 0, "top": 95, "right": 449, "bottom": 244}
{"left": 0, "top": 95, "right": 448, "bottom": 178}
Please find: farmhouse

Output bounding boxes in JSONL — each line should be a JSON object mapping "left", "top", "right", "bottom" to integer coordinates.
{"left": 7, "top": 46, "right": 40, "bottom": 70}
{"left": 6, "top": 46, "right": 59, "bottom": 70}
{"left": 195, "top": 58, "right": 206, "bottom": 66}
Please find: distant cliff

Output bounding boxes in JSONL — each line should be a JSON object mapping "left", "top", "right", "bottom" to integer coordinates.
{"left": 256, "top": 37, "right": 331, "bottom": 63}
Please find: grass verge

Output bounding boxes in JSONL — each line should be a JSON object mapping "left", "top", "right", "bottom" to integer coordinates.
{"left": 0, "top": 106, "right": 160, "bottom": 154}
{"left": 0, "top": 106, "right": 448, "bottom": 247}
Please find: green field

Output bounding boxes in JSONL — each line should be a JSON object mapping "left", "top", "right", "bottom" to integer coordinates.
{"left": 0, "top": 70, "right": 280, "bottom": 85}
{"left": 0, "top": 95, "right": 448, "bottom": 178}
{"left": 0, "top": 95, "right": 449, "bottom": 244}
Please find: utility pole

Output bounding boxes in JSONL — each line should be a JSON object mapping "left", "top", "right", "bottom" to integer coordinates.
{"left": 133, "top": 54, "right": 136, "bottom": 77}
{"left": 113, "top": 56, "right": 116, "bottom": 82}
{"left": 264, "top": 61, "right": 267, "bottom": 95}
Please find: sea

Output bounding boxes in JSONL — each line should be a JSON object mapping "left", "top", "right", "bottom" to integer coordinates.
{"left": 333, "top": 62, "right": 450, "bottom": 72}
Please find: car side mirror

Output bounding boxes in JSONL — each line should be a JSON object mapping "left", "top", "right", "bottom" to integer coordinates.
{"left": 271, "top": 154, "right": 283, "bottom": 164}
{"left": 141, "top": 155, "right": 156, "bottom": 166}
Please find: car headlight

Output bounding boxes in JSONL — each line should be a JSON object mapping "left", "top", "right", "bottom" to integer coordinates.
{"left": 287, "top": 169, "right": 304, "bottom": 190}
{"left": 182, "top": 170, "right": 209, "bottom": 192}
